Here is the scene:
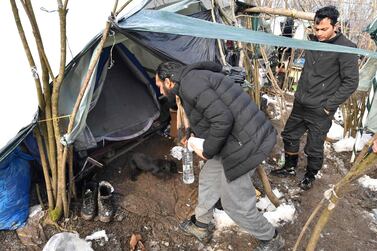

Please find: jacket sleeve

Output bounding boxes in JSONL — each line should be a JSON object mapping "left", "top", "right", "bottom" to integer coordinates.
{"left": 324, "top": 51, "right": 359, "bottom": 112}
{"left": 195, "top": 88, "right": 234, "bottom": 159}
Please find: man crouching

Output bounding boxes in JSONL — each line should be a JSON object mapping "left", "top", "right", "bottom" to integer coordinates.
{"left": 155, "top": 61, "right": 284, "bottom": 251}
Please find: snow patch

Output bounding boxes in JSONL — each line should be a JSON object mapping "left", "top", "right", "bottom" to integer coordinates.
{"left": 358, "top": 175, "right": 377, "bottom": 191}
{"left": 327, "top": 121, "right": 344, "bottom": 141}
{"left": 263, "top": 203, "right": 296, "bottom": 227}
{"left": 257, "top": 189, "right": 296, "bottom": 227}
{"left": 315, "top": 171, "right": 323, "bottom": 179}
{"left": 85, "top": 230, "right": 109, "bottom": 242}
{"left": 213, "top": 208, "right": 236, "bottom": 230}
{"left": 333, "top": 137, "right": 355, "bottom": 152}
{"left": 257, "top": 197, "right": 277, "bottom": 211}
{"left": 213, "top": 189, "right": 295, "bottom": 231}
{"left": 272, "top": 188, "right": 283, "bottom": 199}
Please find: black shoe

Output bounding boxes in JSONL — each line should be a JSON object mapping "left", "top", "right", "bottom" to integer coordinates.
{"left": 255, "top": 232, "right": 285, "bottom": 251}
{"left": 271, "top": 153, "right": 298, "bottom": 177}
{"left": 81, "top": 181, "right": 98, "bottom": 220}
{"left": 179, "top": 215, "right": 213, "bottom": 243}
{"left": 300, "top": 175, "right": 315, "bottom": 190}
{"left": 98, "top": 181, "right": 114, "bottom": 222}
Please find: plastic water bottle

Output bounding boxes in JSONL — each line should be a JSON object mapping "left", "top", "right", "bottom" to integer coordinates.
{"left": 182, "top": 147, "right": 194, "bottom": 184}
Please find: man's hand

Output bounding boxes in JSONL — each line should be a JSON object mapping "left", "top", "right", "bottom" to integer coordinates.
{"left": 180, "top": 136, "right": 188, "bottom": 146}
{"left": 372, "top": 139, "right": 377, "bottom": 153}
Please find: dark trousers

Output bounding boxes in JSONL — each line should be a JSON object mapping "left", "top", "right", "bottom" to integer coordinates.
{"left": 281, "top": 102, "right": 333, "bottom": 176}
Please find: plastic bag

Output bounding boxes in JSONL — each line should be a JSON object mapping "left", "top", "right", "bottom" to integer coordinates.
{"left": 0, "top": 147, "right": 32, "bottom": 230}
{"left": 43, "top": 232, "right": 93, "bottom": 251}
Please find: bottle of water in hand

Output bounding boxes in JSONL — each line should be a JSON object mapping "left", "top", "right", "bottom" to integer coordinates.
{"left": 182, "top": 147, "right": 194, "bottom": 184}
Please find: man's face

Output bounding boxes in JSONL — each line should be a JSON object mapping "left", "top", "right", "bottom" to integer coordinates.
{"left": 155, "top": 74, "right": 174, "bottom": 96}
{"left": 314, "top": 17, "right": 337, "bottom": 41}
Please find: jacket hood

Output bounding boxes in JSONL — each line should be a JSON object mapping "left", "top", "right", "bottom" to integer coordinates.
{"left": 171, "top": 61, "right": 223, "bottom": 84}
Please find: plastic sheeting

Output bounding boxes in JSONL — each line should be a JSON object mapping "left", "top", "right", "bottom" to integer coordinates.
{"left": 120, "top": 9, "right": 377, "bottom": 58}
{"left": 0, "top": 147, "right": 32, "bottom": 230}
{"left": 124, "top": 10, "right": 220, "bottom": 64}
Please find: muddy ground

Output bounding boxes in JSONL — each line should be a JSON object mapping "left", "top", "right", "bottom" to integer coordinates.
{"left": 1, "top": 114, "right": 377, "bottom": 250}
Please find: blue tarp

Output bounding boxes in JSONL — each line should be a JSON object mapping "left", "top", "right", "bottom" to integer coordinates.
{"left": 0, "top": 147, "right": 32, "bottom": 230}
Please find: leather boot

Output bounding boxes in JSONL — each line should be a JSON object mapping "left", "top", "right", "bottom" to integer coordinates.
{"left": 271, "top": 154, "right": 298, "bottom": 177}
{"left": 81, "top": 181, "right": 98, "bottom": 220}
{"left": 98, "top": 181, "right": 114, "bottom": 223}
{"left": 300, "top": 172, "right": 316, "bottom": 190}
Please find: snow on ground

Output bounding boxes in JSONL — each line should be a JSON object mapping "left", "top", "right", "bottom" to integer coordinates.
{"left": 327, "top": 121, "right": 344, "bottom": 141}
{"left": 213, "top": 208, "right": 236, "bottom": 230}
{"left": 315, "top": 170, "right": 323, "bottom": 179}
{"left": 333, "top": 137, "right": 356, "bottom": 152}
{"left": 358, "top": 175, "right": 377, "bottom": 191}
{"left": 213, "top": 188, "right": 296, "bottom": 231}
{"left": 263, "top": 203, "right": 296, "bottom": 227}
{"left": 85, "top": 230, "right": 109, "bottom": 242}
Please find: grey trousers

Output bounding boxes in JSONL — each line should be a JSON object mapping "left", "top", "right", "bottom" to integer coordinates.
{"left": 194, "top": 156, "right": 275, "bottom": 241}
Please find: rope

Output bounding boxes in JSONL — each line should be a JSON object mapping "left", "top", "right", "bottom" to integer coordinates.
{"left": 323, "top": 185, "right": 339, "bottom": 210}
{"left": 108, "top": 30, "right": 116, "bottom": 69}
{"left": 40, "top": 7, "right": 58, "bottom": 13}
{"left": 31, "top": 66, "right": 39, "bottom": 80}
{"left": 38, "top": 114, "right": 70, "bottom": 123}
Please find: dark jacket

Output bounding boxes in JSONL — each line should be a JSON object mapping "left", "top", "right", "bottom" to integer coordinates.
{"left": 171, "top": 62, "right": 276, "bottom": 181}
{"left": 295, "top": 33, "right": 359, "bottom": 112}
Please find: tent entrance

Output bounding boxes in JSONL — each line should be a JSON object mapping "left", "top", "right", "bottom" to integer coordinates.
{"left": 76, "top": 44, "right": 160, "bottom": 150}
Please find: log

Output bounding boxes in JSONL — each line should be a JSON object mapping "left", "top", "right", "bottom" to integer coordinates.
{"left": 245, "top": 7, "right": 315, "bottom": 21}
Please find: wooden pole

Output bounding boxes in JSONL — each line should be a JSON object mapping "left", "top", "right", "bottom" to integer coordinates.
{"left": 245, "top": 7, "right": 315, "bottom": 21}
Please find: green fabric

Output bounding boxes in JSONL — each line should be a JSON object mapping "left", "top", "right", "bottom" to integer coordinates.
{"left": 365, "top": 18, "right": 377, "bottom": 44}
{"left": 358, "top": 58, "right": 377, "bottom": 91}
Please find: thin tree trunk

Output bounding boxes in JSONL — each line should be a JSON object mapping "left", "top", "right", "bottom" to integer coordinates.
{"left": 34, "top": 129, "right": 54, "bottom": 209}
{"left": 57, "top": 0, "right": 120, "bottom": 218}
{"left": 9, "top": 0, "right": 45, "bottom": 110}
{"left": 21, "top": 0, "right": 58, "bottom": 199}
{"left": 52, "top": 0, "right": 69, "bottom": 219}
{"left": 68, "top": 146, "right": 77, "bottom": 199}
{"left": 305, "top": 137, "right": 377, "bottom": 250}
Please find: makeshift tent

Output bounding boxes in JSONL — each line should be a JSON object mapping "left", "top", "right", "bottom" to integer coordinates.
{"left": 2, "top": 0, "right": 377, "bottom": 165}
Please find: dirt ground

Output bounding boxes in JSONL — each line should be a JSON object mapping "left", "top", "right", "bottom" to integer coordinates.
{"left": 1, "top": 114, "right": 377, "bottom": 250}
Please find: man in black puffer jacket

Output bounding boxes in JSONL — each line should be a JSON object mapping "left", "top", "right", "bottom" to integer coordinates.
{"left": 156, "top": 61, "right": 284, "bottom": 250}
{"left": 271, "top": 6, "right": 359, "bottom": 190}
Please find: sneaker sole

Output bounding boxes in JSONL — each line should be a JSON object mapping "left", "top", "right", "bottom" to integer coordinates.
{"left": 81, "top": 213, "right": 95, "bottom": 221}
{"left": 99, "top": 215, "right": 112, "bottom": 223}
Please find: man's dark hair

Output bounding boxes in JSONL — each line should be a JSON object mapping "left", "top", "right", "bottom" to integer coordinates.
{"left": 156, "top": 61, "right": 183, "bottom": 81}
{"left": 314, "top": 6, "right": 339, "bottom": 26}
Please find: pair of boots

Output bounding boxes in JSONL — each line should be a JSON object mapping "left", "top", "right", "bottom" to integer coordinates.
{"left": 81, "top": 181, "right": 114, "bottom": 222}
{"left": 271, "top": 154, "right": 315, "bottom": 190}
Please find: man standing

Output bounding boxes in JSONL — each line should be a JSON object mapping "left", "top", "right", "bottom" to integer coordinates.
{"left": 271, "top": 6, "right": 359, "bottom": 190}
{"left": 155, "top": 61, "right": 284, "bottom": 250}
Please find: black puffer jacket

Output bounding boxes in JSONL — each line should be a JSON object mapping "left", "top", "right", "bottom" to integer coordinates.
{"left": 295, "top": 33, "right": 359, "bottom": 112}
{"left": 171, "top": 62, "right": 276, "bottom": 181}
